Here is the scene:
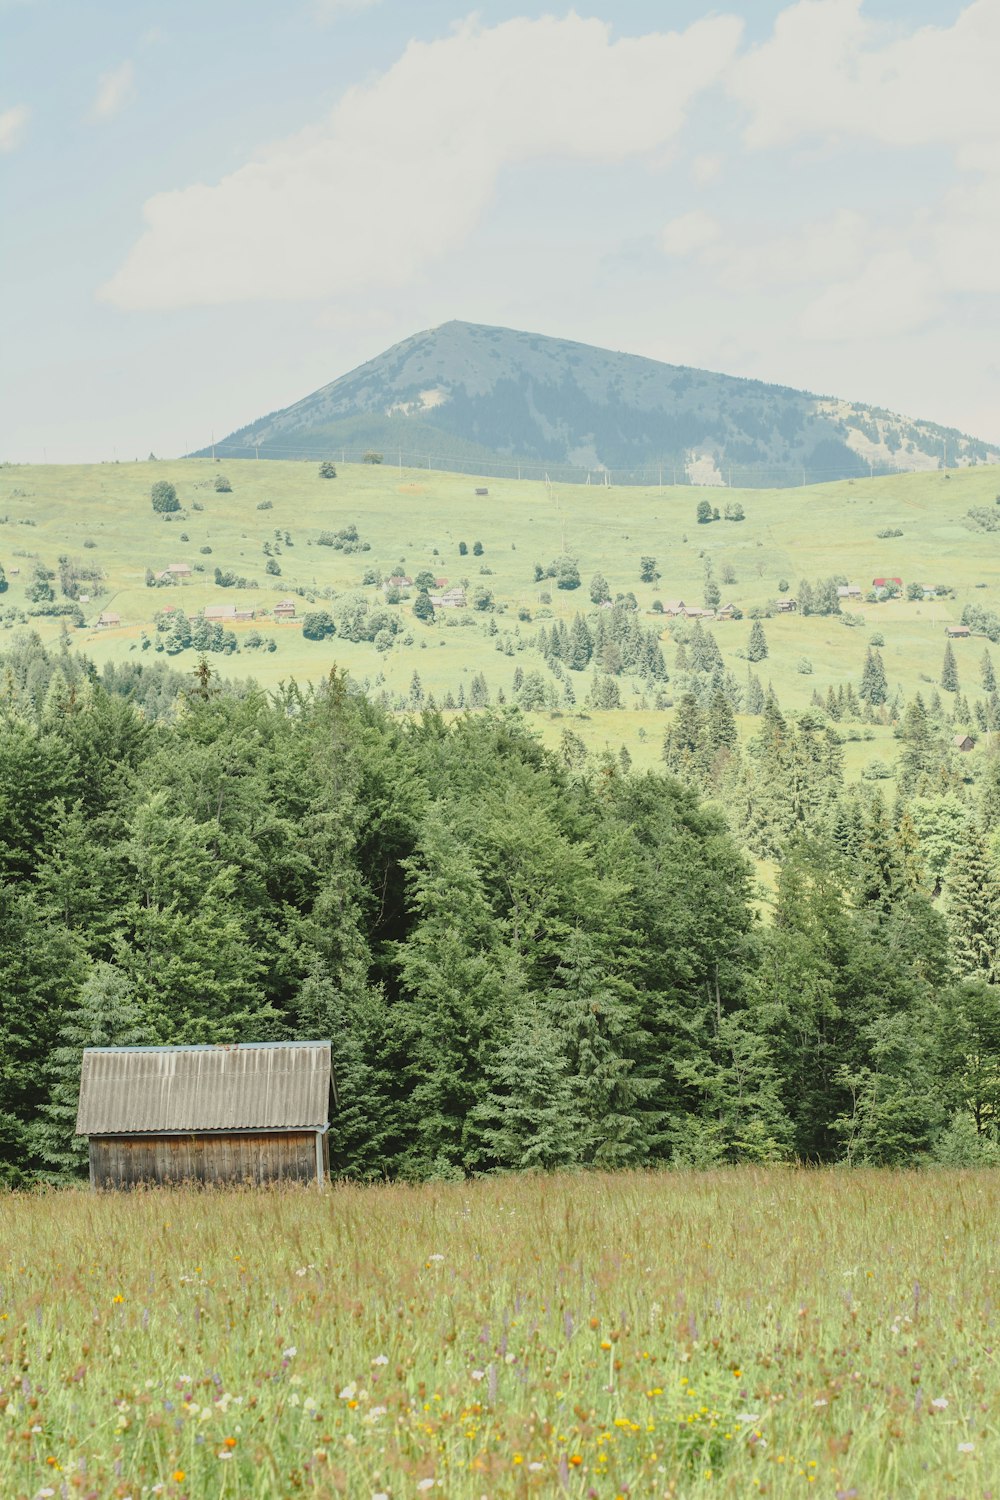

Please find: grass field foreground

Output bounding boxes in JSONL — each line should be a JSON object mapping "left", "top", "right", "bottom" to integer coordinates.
{"left": 1, "top": 1170, "right": 998, "bottom": 1498}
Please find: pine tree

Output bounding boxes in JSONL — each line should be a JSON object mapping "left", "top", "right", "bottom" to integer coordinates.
{"left": 33, "top": 963, "right": 156, "bottom": 1178}
{"left": 471, "top": 1004, "right": 584, "bottom": 1171}
{"left": 860, "top": 647, "right": 888, "bottom": 705}
{"left": 566, "top": 615, "right": 593, "bottom": 670}
{"left": 981, "top": 649, "right": 997, "bottom": 694}
{"left": 747, "top": 619, "right": 768, "bottom": 662}
{"left": 946, "top": 830, "right": 1000, "bottom": 981}
{"left": 941, "top": 640, "right": 959, "bottom": 693}
{"left": 855, "top": 794, "right": 907, "bottom": 916}
{"left": 745, "top": 674, "right": 765, "bottom": 715}
{"left": 589, "top": 572, "right": 611, "bottom": 604}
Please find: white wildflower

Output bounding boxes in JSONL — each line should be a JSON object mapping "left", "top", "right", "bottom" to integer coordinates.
{"left": 339, "top": 1382, "right": 358, "bottom": 1401}
{"left": 470, "top": 1369, "right": 485, "bottom": 1382}
{"left": 283, "top": 1346, "right": 297, "bottom": 1359}
{"left": 958, "top": 1442, "right": 975, "bottom": 1452}
{"left": 931, "top": 1397, "right": 949, "bottom": 1410}
{"left": 372, "top": 1354, "right": 389, "bottom": 1366}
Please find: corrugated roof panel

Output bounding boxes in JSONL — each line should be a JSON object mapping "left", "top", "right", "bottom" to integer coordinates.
{"left": 75, "top": 1042, "right": 331, "bottom": 1135}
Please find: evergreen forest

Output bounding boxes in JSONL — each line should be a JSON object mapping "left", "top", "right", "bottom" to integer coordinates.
{"left": 2, "top": 630, "right": 1000, "bottom": 1185}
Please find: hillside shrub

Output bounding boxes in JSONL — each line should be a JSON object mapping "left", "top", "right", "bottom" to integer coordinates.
{"left": 302, "top": 610, "right": 336, "bottom": 640}
{"left": 256, "top": 500, "right": 273, "bottom": 511}
{"left": 214, "top": 475, "right": 232, "bottom": 493}
{"left": 363, "top": 451, "right": 384, "bottom": 465}
{"left": 150, "top": 481, "right": 179, "bottom": 514}
{"left": 318, "top": 461, "right": 337, "bottom": 479}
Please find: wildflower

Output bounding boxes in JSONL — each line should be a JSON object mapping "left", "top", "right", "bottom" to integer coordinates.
{"left": 513, "top": 1454, "right": 523, "bottom": 1465}
{"left": 223, "top": 1436, "right": 237, "bottom": 1449}
{"left": 372, "top": 1354, "right": 389, "bottom": 1366}
{"left": 736, "top": 1413, "right": 761, "bottom": 1423}
{"left": 470, "top": 1369, "right": 485, "bottom": 1381}
{"left": 528, "top": 1462, "right": 544, "bottom": 1472}
{"left": 283, "top": 1346, "right": 297, "bottom": 1359}
{"left": 172, "top": 1472, "right": 186, "bottom": 1484}
{"left": 339, "top": 1383, "right": 357, "bottom": 1401}
{"left": 569, "top": 1454, "right": 583, "bottom": 1467}
{"left": 428, "top": 1254, "right": 444, "bottom": 1263}
{"left": 373, "top": 1493, "right": 389, "bottom": 1500}
{"left": 217, "top": 1450, "right": 233, "bottom": 1461}
{"left": 931, "top": 1397, "right": 949, "bottom": 1410}
{"left": 417, "top": 1480, "right": 437, "bottom": 1492}
{"left": 112, "top": 1294, "right": 125, "bottom": 1304}
{"left": 958, "top": 1442, "right": 975, "bottom": 1453}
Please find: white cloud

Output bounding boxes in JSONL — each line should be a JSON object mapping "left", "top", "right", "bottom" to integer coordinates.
{"left": 92, "top": 61, "right": 136, "bottom": 122}
{"left": 731, "top": 0, "right": 1000, "bottom": 152}
{"left": 101, "top": 12, "right": 743, "bottom": 310}
{"left": 661, "top": 210, "right": 720, "bottom": 257}
{"left": 799, "top": 249, "right": 942, "bottom": 340}
{"left": 0, "top": 104, "right": 29, "bottom": 152}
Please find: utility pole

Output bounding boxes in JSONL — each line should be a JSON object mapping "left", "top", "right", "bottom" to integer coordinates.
{"left": 211, "top": 430, "right": 216, "bottom": 462}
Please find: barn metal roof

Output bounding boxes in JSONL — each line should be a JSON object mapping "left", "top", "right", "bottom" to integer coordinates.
{"left": 75, "top": 1042, "right": 332, "bottom": 1136}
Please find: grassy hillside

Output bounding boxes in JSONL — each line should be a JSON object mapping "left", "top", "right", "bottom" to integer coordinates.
{"left": 1, "top": 456, "right": 998, "bottom": 776}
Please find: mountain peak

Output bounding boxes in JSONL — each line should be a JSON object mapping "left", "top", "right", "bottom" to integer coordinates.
{"left": 199, "top": 323, "right": 998, "bottom": 485}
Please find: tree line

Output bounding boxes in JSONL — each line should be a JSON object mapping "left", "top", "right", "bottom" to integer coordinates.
{"left": 0, "top": 632, "right": 998, "bottom": 1184}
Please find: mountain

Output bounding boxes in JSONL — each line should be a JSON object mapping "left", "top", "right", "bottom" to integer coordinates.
{"left": 197, "top": 321, "right": 999, "bottom": 487}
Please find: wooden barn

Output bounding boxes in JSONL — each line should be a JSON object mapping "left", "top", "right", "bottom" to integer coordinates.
{"left": 76, "top": 1041, "right": 332, "bottom": 1189}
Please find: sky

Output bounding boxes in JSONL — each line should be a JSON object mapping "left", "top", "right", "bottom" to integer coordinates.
{"left": 2, "top": 0, "right": 997, "bottom": 463}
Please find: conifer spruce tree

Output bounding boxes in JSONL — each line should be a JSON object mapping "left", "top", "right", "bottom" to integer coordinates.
{"left": 471, "top": 1004, "right": 584, "bottom": 1171}
{"left": 941, "top": 640, "right": 959, "bottom": 693}
{"left": 747, "top": 619, "right": 768, "bottom": 662}
{"left": 33, "top": 963, "right": 155, "bottom": 1178}
{"left": 859, "top": 647, "right": 889, "bottom": 705}
{"left": 981, "top": 649, "right": 997, "bottom": 694}
{"left": 946, "top": 830, "right": 1000, "bottom": 981}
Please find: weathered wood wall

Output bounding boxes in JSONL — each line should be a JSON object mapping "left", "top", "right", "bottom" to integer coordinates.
{"left": 89, "top": 1132, "right": 321, "bottom": 1188}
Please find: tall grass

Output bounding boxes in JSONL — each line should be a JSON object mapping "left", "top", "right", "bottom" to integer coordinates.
{"left": 0, "top": 1169, "right": 997, "bottom": 1498}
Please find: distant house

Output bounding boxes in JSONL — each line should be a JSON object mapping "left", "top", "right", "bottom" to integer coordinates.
{"left": 234, "top": 609, "right": 255, "bottom": 622}
{"left": 662, "top": 600, "right": 687, "bottom": 616}
{"left": 273, "top": 599, "right": 297, "bottom": 620}
{"left": 716, "top": 602, "right": 738, "bottom": 619}
{"left": 946, "top": 624, "right": 971, "bottom": 638}
{"left": 76, "top": 1041, "right": 333, "bottom": 1189}
{"left": 475, "top": 487, "right": 489, "bottom": 496}
{"left": 166, "top": 563, "right": 192, "bottom": 579}
{"left": 204, "top": 603, "right": 237, "bottom": 622}
{"left": 774, "top": 598, "right": 797, "bottom": 613}
{"left": 386, "top": 575, "right": 413, "bottom": 590}
{"left": 837, "top": 584, "right": 862, "bottom": 600}
{"left": 872, "top": 577, "right": 903, "bottom": 588}
{"left": 954, "top": 734, "right": 975, "bottom": 752}
{"left": 431, "top": 587, "right": 467, "bottom": 609}
{"left": 434, "top": 577, "right": 449, "bottom": 589}
{"left": 96, "top": 611, "right": 121, "bottom": 629}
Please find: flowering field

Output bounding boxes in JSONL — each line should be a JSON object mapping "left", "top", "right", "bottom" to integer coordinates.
{"left": 0, "top": 1170, "right": 997, "bottom": 1500}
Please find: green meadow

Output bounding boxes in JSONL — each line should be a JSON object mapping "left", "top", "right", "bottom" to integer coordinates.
{"left": 1, "top": 1170, "right": 998, "bottom": 1500}
{"left": 1, "top": 457, "right": 997, "bottom": 776}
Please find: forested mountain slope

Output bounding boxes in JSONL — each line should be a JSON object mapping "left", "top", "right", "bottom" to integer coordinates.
{"left": 199, "top": 321, "right": 999, "bottom": 485}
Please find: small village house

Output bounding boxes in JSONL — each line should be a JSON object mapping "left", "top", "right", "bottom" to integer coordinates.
{"left": 166, "top": 563, "right": 192, "bottom": 579}
{"left": 204, "top": 603, "right": 238, "bottom": 622}
{"left": 475, "top": 487, "right": 489, "bottom": 496}
{"left": 954, "top": 734, "right": 975, "bottom": 752}
{"left": 872, "top": 577, "right": 903, "bottom": 589}
{"left": 946, "top": 624, "right": 971, "bottom": 638}
{"left": 273, "top": 598, "right": 297, "bottom": 620}
{"left": 774, "top": 598, "right": 797, "bottom": 613}
{"left": 76, "top": 1041, "right": 333, "bottom": 1188}
{"left": 96, "top": 611, "right": 121, "bottom": 629}
{"left": 837, "top": 584, "right": 863, "bottom": 600}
